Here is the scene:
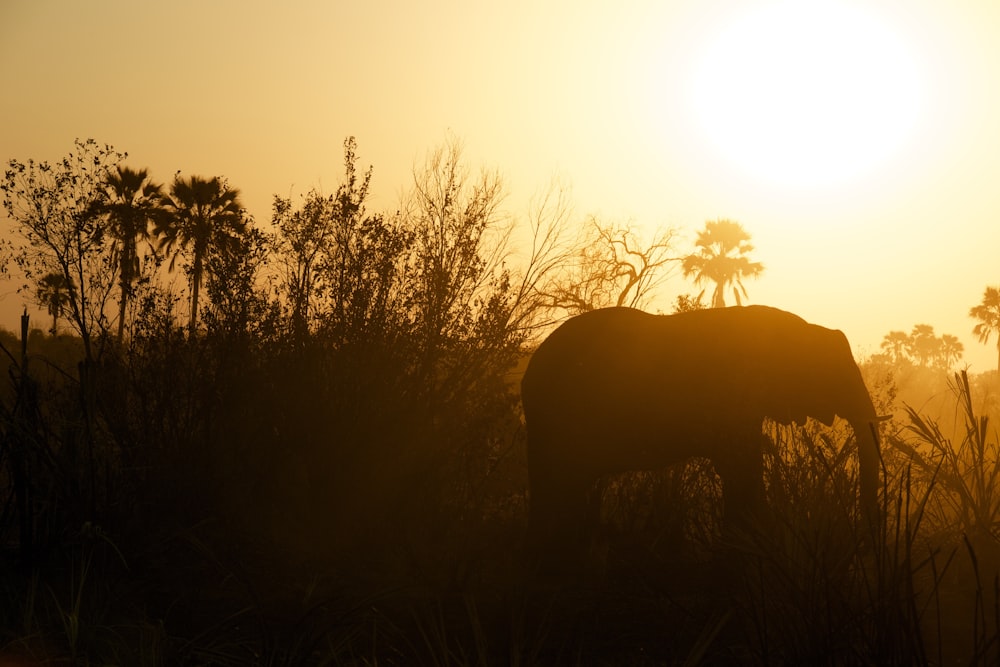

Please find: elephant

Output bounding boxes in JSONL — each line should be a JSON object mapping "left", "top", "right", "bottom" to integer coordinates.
{"left": 520, "top": 305, "right": 881, "bottom": 567}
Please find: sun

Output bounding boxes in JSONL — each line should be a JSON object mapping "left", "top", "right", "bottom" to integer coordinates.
{"left": 689, "top": 1, "right": 923, "bottom": 188}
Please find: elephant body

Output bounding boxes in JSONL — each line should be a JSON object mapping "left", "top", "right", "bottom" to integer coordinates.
{"left": 521, "top": 306, "right": 879, "bottom": 564}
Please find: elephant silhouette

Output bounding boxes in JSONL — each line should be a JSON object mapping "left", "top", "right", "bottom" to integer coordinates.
{"left": 520, "top": 306, "right": 880, "bottom": 568}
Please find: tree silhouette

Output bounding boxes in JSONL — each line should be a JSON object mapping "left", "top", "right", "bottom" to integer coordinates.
{"left": 907, "top": 324, "right": 939, "bottom": 367}
{"left": 939, "top": 334, "right": 964, "bottom": 370}
{"left": 681, "top": 219, "right": 763, "bottom": 308}
{"left": 503, "top": 178, "right": 578, "bottom": 336}
{"left": 881, "top": 330, "right": 910, "bottom": 364}
{"left": 970, "top": 286, "right": 1000, "bottom": 374}
{"left": 879, "top": 326, "right": 964, "bottom": 370}
{"left": 1, "top": 138, "right": 124, "bottom": 359}
{"left": 407, "top": 137, "right": 508, "bottom": 362}
{"left": 272, "top": 137, "right": 379, "bottom": 341}
{"left": 36, "top": 271, "right": 76, "bottom": 335}
{"left": 156, "top": 176, "right": 247, "bottom": 333}
{"left": 272, "top": 190, "right": 337, "bottom": 339}
{"left": 93, "top": 165, "right": 164, "bottom": 339}
{"left": 541, "top": 217, "right": 677, "bottom": 315}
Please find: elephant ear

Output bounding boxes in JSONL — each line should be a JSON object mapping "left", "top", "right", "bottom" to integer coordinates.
{"left": 806, "top": 327, "right": 877, "bottom": 425}
{"left": 762, "top": 323, "right": 847, "bottom": 427}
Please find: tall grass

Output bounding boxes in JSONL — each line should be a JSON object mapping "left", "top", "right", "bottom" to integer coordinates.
{"left": 900, "top": 371, "right": 1000, "bottom": 544}
{"left": 722, "top": 422, "right": 936, "bottom": 665}
{"left": 6, "top": 333, "right": 1000, "bottom": 664}
{"left": 886, "top": 370, "right": 1000, "bottom": 665}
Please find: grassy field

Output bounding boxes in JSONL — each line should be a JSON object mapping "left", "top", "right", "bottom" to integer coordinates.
{"left": 1, "top": 326, "right": 999, "bottom": 665}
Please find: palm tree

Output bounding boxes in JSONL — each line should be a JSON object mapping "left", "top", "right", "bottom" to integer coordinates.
{"left": 36, "top": 271, "right": 76, "bottom": 335}
{"left": 155, "top": 176, "right": 247, "bottom": 332}
{"left": 880, "top": 330, "right": 911, "bottom": 364}
{"left": 907, "top": 324, "right": 939, "bottom": 367}
{"left": 939, "top": 334, "right": 964, "bottom": 370}
{"left": 681, "top": 219, "right": 764, "bottom": 308}
{"left": 970, "top": 286, "right": 1000, "bottom": 375}
{"left": 93, "top": 165, "right": 164, "bottom": 339}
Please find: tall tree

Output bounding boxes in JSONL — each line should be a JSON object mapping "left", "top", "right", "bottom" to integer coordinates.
{"left": 970, "top": 286, "right": 1000, "bottom": 374}
{"left": 272, "top": 137, "right": 378, "bottom": 340}
{"left": 541, "top": 217, "right": 677, "bottom": 315}
{"left": 907, "top": 324, "right": 939, "bottom": 367}
{"left": 880, "top": 330, "right": 910, "bottom": 364}
{"left": 156, "top": 175, "right": 247, "bottom": 333}
{"left": 407, "top": 137, "right": 507, "bottom": 365}
{"left": 36, "top": 271, "right": 76, "bottom": 335}
{"left": 272, "top": 189, "right": 336, "bottom": 339}
{"left": 939, "top": 334, "right": 964, "bottom": 370}
{"left": 92, "top": 165, "right": 164, "bottom": 339}
{"left": 1, "top": 138, "right": 124, "bottom": 360}
{"left": 681, "top": 219, "right": 764, "bottom": 308}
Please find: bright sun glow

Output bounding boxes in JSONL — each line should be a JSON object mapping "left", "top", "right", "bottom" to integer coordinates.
{"left": 690, "top": 1, "right": 923, "bottom": 188}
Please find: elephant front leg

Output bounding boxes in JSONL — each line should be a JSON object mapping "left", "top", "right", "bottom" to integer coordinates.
{"left": 714, "top": 446, "right": 766, "bottom": 531}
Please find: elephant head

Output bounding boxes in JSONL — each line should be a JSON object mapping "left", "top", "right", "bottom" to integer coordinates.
{"left": 520, "top": 305, "right": 881, "bottom": 569}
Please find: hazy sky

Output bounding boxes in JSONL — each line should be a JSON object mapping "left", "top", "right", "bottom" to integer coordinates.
{"left": 3, "top": 0, "right": 1000, "bottom": 371}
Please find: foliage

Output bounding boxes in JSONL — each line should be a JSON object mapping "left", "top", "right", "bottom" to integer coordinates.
{"left": 970, "top": 285, "right": 1000, "bottom": 374}
{"left": 893, "top": 371, "right": 1000, "bottom": 543}
{"left": 271, "top": 188, "right": 336, "bottom": 339}
{"left": 672, "top": 292, "right": 707, "bottom": 313}
{"left": 35, "top": 271, "right": 76, "bottom": 335}
{"left": 156, "top": 175, "right": 248, "bottom": 332}
{"left": 879, "top": 324, "right": 965, "bottom": 371}
{"left": 404, "top": 136, "right": 519, "bottom": 362}
{"left": 202, "top": 225, "right": 281, "bottom": 345}
{"left": 735, "top": 421, "right": 937, "bottom": 665}
{"left": 681, "top": 218, "right": 764, "bottom": 308}
{"left": 90, "top": 165, "right": 165, "bottom": 339}
{"left": 1, "top": 138, "right": 125, "bottom": 358}
{"left": 271, "top": 137, "right": 389, "bottom": 342}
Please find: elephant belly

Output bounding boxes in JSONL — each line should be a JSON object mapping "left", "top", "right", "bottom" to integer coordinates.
{"left": 608, "top": 417, "right": 722, "bottom": 471}
{"left": 550, "top": 403, "right": 726, "bottom": 477}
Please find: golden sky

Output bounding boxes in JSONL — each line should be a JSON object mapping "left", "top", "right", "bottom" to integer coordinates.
{"left": 2, "top": 0, "right": 1000, "bottom": 370}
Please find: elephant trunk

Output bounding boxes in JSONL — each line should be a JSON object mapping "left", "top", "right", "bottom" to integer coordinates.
{"left": 848, "top": 396, "right": 881, "bottom": 524}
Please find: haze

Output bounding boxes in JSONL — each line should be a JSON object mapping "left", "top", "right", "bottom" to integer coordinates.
{"left": 3, "top": 0, "right": 999, "bottom": 369}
